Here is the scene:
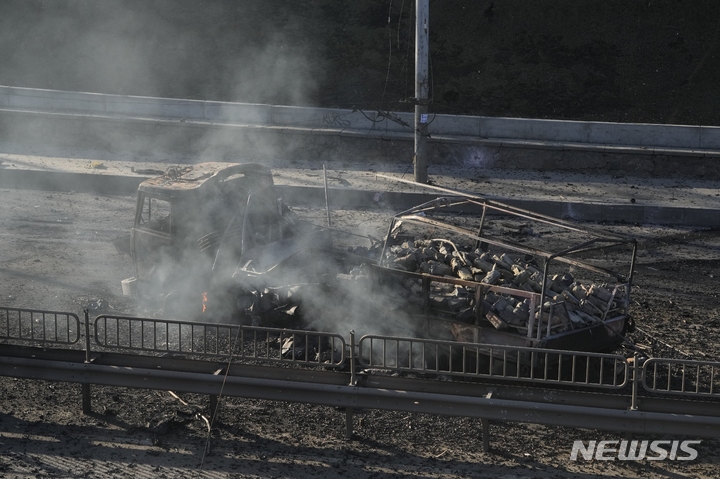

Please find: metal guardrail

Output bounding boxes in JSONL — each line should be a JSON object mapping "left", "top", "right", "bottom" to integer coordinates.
{"left": 6, "top": 307, "right": 720, "bottom": 399}
{"left": 4, "top": 306, "right": 720, "bottom": 443}
{"left": 94, "top": 315, "right": 347, "bottom": 368}
{"left": 643, "top": 358, "right": 720, "bottom": 398}
{"left": 0, "top": 307, "right": 80, "bottom": 345}
{"left": 358, "top": 334, "right": 629, "bottom": 389}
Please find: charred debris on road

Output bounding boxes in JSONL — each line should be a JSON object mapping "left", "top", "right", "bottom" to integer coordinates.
{"left": 120, "top": 163, "right": 637, "bottom": 358}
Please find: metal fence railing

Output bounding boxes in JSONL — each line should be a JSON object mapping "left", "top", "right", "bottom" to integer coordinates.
{"left": 0, "top": 307, "right": 80, "bottom": 345}
{"left": 94, "top": 315, "right": 347, "bottom": 368}
{"left": 7, "top": 307, "right": 720, "bottom": 398}
{"left": 358, "top": 334, "right": 629, "bottom": 389}
{"left": 3, "top": 308, "right": 720, "bottom": 443}
{"left": 642, "top": 358, "right": 720, "bottom": 398}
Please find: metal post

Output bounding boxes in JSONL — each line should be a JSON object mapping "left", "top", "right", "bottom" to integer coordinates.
{"left": 323, "top": 164, "right": 332, "bottom": 227}
{"left": 349, "top": 331, "right": 357, "bottom": 387}
{"left": 209, "top": 368, "right": 224, "bottom": 421}
{"left": 414, "top": 0, "right": 429, "bottom": 184}
{"left": 84, "top": 309, "right": 91, "bottom": 363}
{"left": 82, "top": 309, "right": 92, "bottom": 414}
{"left": 474, "top": 205, "right": 488, "bottom": 250}
{"left": 482, "top": 419, "right": 490, "bottom": 453}
{"left": 346, "top": 407, "right": 354, "bottom": 440}
{"left": 527, "top": 294, "right": 538, "bottom": 344}
{"left": 81, "top": 384, "right": 92, "bottom": 414}
{"left": 630, "top": 353, "right": 639, "bottom": 411}
{"left": 210, "top": 395, "right": 218, "bottom": 420}
{"left": 481, "top": 391, "right": 493, "bottom": 452}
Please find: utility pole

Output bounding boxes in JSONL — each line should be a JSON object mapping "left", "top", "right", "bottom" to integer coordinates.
{"left": 414, "top": 0, "right": 429, "bottom": 183}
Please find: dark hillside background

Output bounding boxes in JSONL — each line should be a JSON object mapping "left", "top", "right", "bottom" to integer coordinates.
{"left": 1, "top": 0, "right": 719, "bottom": 125}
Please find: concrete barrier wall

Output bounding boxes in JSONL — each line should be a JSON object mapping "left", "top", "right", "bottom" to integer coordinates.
{"left": 3, "top": 85, "right": 719, "bottom": 151}
{"left": 700, "top": 126, "right": 720, "bottom": 149}
{"left": 1, "top": 104, "right": 718, "bottom": 179}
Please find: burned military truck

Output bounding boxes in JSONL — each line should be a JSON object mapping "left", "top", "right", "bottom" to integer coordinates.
{"left": 123, "top": 163, "right": 637, "bottom": 356}
{"left": 125, "top": 162, "right": 329, "bottom": 318}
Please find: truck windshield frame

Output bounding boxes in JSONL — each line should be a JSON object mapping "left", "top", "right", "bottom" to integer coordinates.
{"left": 136, "top": 193, "right": 173, "bottom": 235}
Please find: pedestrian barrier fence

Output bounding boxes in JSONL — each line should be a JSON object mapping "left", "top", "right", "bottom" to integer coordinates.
{"left": 0, "top": 307, "right": 80, "bottom": 345}
{"left": 5, "top": 307, "right": 720, "bottom": 397}
{"left": 94, "top": 314, "right": 347, "bottom": 368}
{"left": 642, "top": 357, "right": 720, "bottom": 398}
{"left": 358, "top": 334, "right": 629, "bottom": 389}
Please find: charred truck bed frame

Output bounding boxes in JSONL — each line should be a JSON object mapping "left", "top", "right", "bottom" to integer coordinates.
{"left": 374, "top": 194, "right": 637, "bottom": 355}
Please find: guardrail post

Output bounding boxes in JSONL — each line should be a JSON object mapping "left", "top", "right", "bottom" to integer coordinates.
{"left": 481, "top": 391, "right": 494, "bottom": 452}
{"left": 349, "top": 331, "right": 357, "bottom": 387}
{"left": 210, "top": 395, "right": 218, "bottom": 420}
{"left": 630, "top": 353, "right": 639, "bottom": 411}
{"left": 209, "top": 368, "right": 223, "bottom": 422}
{"left": 82, "top": 309, "right": 92, "bottom": 414}
{"left": 345, "top": 408, "right": 354, "bottom": 440}
{"left": 481, "top": 419, "right": 490, "bottom": 453}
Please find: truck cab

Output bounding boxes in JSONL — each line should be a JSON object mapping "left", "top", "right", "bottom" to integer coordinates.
{"left": 130, "top": 162, "right": 280, "bottom": 308}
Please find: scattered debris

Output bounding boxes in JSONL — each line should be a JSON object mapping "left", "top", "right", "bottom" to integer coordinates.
{"left": 85, "top": 299, "right": 109, "bottom": 311}
{"left": 86, "top": 161, "right": 106, "bottom": 169}
{"left": 131, "top": 166, "right": 165, "bottom": 175}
